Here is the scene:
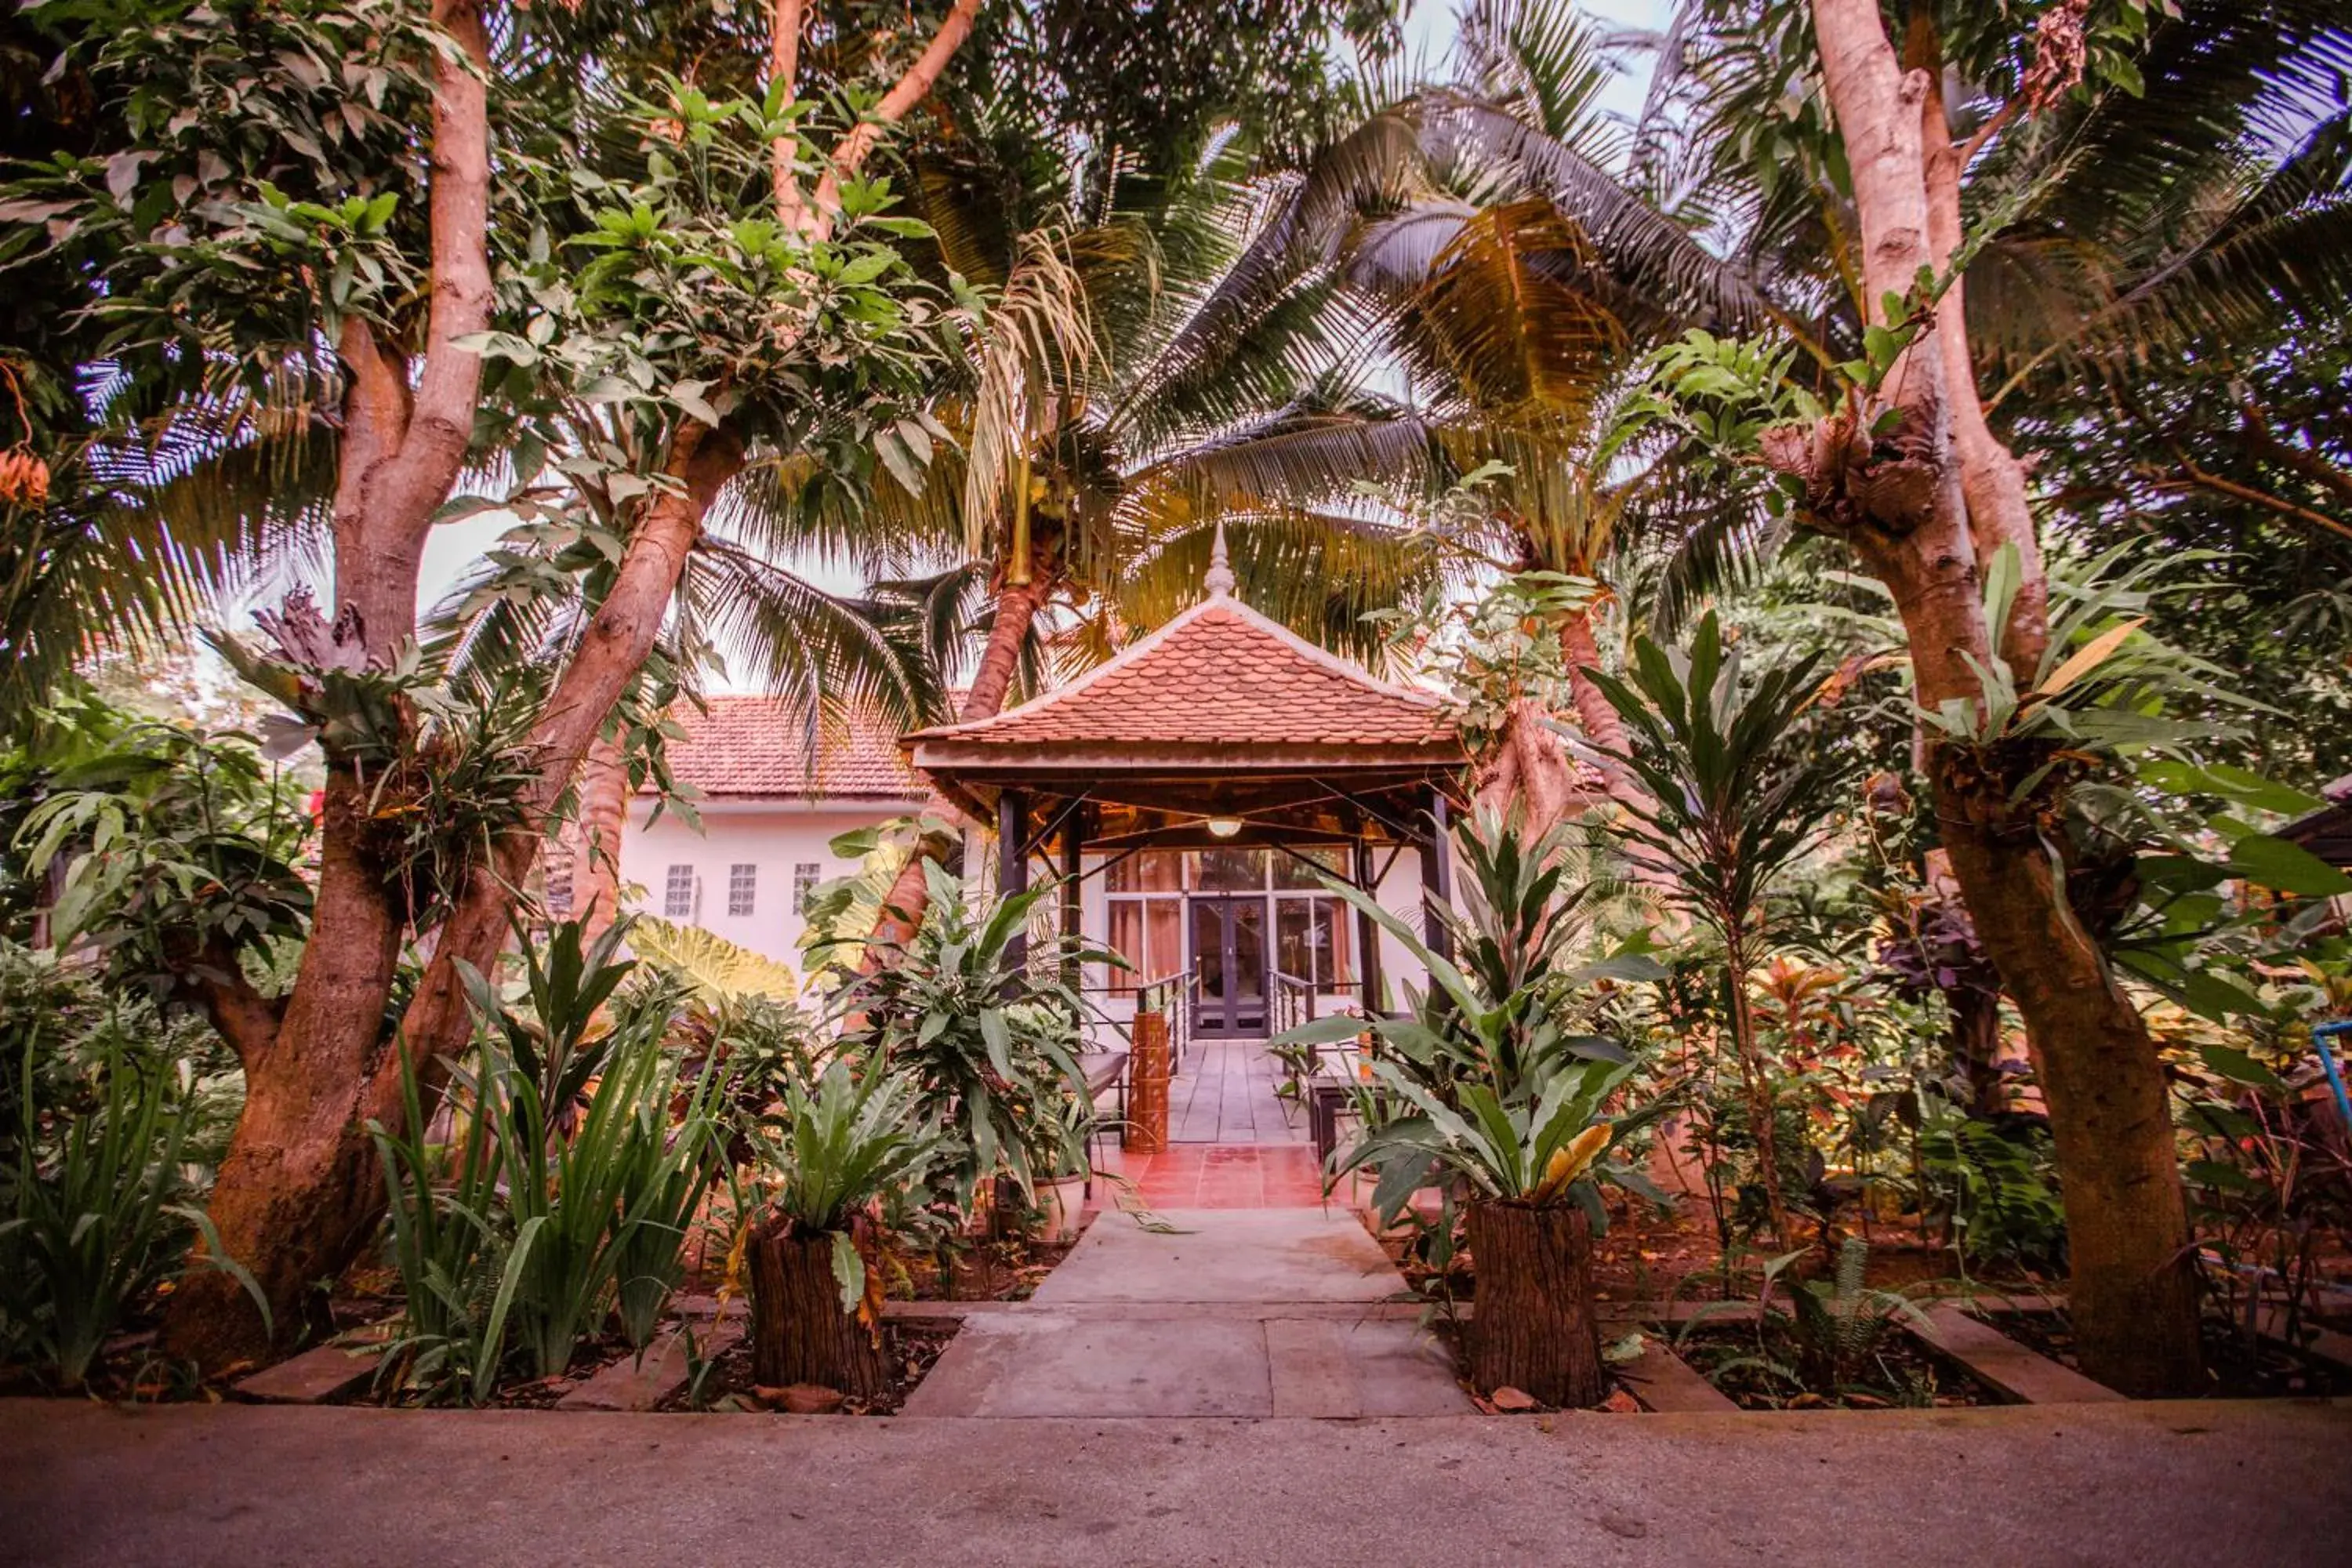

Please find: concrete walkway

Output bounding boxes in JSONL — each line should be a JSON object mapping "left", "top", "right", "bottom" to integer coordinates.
{"left": 5, "top": 1398, "right": 2344, "bottom": 1566}
{"left": 907, "top": 1207, "right": 1470, "bottom": 1418}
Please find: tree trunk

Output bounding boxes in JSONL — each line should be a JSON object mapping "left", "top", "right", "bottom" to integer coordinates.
{"left": 160, "top": 768, "right": 407, "bottom": 1368}
{"left": 1934, "top": 776, "right": 2202, "bottom": 1395}
{"left": 746, "top": 1221, "right": 889, "bottom": 1398}
{"left": 1806, "top": 0, "right": 2202, "bottom": 1396}
{"left": 568, "top": 730, "right": 631, "bottom": 942}
{"left": 861, "top": 569, "right": 1048, "bottom": 967}
{"left": 1949, "top": 986, "right": 2006, "bottom": 1122}
{"left": 1557, "top": 607, "right": 1634, "bottom": 794}
{"left": 1465, "top": 1199, "right": 1605, "bottom": 1407}
{"left": 1724, "top": 931, "right": 1794, "bottom": 1248}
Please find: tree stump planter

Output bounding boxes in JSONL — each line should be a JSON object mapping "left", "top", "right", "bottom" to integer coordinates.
{"left": 1465, "top": 1198, "right": 1605, "bottom": 1408}
{"left": 746, "top": 1220, "right": 888, "bottom": 1400}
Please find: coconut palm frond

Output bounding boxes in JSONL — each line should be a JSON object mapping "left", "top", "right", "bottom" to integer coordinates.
{"left": 1419, "top": 91, "right": 1767, "bottom": 329}
{"left": 1116, "top": 509, "right": 1450, "bottom": 665}
{"left": 681, "top": 540, "right": 930, "bottom": 735}
{"left": 963, "top": 227, "right": 1111, "bottom": 559}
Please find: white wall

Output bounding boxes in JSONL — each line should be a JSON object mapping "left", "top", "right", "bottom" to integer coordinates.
{"left": 619, "top": 797, "right": 920, "bottom": 969}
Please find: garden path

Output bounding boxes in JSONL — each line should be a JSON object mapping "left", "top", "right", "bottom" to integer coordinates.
{"left": 903, "top": 1207, "right": 1470, "bottom": 1417}
{"left": 1167, "top": 1040, "right": 1303, "bottom": 1144}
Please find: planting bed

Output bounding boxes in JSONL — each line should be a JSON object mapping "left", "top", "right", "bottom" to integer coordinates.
{"left": 655, "top": 1318, "right": 960, "bottom": 1414}
{"left": 1979, "top": 1308, "right": 2352, "bottom": 1400}
{"left": 1666, "top": 1319, "right": 2005, "bottom": 1410}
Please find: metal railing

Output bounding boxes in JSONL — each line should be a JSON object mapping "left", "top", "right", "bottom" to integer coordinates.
{"left": 1270, "top": 969, "right": 1317, "bottom": 1036}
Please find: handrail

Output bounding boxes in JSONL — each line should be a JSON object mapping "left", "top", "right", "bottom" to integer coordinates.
{"left": 1269, "top": 968, "right": 1316, "bottom": 1036}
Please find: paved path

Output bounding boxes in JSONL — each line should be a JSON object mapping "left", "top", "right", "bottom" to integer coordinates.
{"left": 1091, "top": 1142, "right": 1330, "bottom": 1209}
{"left": 906, "top": 1207, "right": 1469, "bottom": 1418}
{"left": 5, "top": 1399, "right": 2343, "bottom": 1566}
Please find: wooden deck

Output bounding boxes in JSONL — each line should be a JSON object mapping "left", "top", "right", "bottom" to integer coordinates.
{"left": 1168, "top": 1040, "right": 1303, "bottom": 1145}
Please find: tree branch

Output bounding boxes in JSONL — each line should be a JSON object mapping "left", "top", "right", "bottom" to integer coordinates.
{"left": 770, "top": 0, "right": 809, "bottom": 233}
{"left": 176, "top": 938, "right": 283, "bottom": 1069}
{"left": 805, "top": 0, "right": 982, "bottom": 238}
{"left": 379, "top": 0, "right": 495, "bottom": 532}
{"left": 2161, "top": 459, "right": 2352, "bottom": 544}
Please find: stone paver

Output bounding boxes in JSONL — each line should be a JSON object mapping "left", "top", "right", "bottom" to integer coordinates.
{"left": 6, "top": 1398, "right": 2345, "bottom": 1566}
{"left": 557, "top": 1321, "right": 743, "bottom": 1412}
{"left": 230, "top": 1343, "right": 380, "bottom": 1405}
{"left": 1031, "top": 1207, "right": 1399, "bottom": 1305}
{"left": 911, "top": 1207, "right": 1467, "bottom": 1418}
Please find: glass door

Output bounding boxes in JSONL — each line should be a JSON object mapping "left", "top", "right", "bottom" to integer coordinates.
{"left": 1189, "top": 895, "right": 1269, "bottom": 1036}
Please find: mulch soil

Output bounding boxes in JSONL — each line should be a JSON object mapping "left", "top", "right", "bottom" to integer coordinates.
{"left": 1668, "top": 1319, "right": 2006, "bottom": 1411}
{"left": 653, "top": 1319, "right": 960, "bottom": 1415}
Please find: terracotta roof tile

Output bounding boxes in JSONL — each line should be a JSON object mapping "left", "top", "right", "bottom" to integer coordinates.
{"left": 905, "top": 598, "right": 1458, "bottom": 753}
{"left": 650, "top": 696, "right": 924, "bottom": 798}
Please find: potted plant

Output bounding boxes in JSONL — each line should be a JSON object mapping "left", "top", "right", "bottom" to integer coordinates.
{"left": 1274, "top": 811, "right": 1667, "bottom": 1406}
{"left": 744, "top": 1061, "right": 946, "bottom": 1399}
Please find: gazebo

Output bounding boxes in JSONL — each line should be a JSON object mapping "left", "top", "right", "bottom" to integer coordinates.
{"left": 902, "top": 530, "right": 1469, "bottom": 1044}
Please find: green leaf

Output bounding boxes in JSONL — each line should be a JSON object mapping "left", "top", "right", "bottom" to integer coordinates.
{"left": 829, "top": 1229, "right": 866, "bottom": 1314}
{"left": 2226, "top": 835, "right": 2352, "bottom": 898}
{"left": 2196, "top": 1043, "right": 2284, "bottom": 1092}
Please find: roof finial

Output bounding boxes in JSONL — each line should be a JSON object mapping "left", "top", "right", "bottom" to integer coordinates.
{"left": 1203, "top": 519, "right": 1236, "bottom": 599}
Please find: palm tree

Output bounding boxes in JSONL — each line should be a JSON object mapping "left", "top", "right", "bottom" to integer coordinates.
{"left": 1203, "top": 1, "right": 1772, "bottom": 824}
{"left": 817, "top": 145, "right": 1452, "bottom": 955}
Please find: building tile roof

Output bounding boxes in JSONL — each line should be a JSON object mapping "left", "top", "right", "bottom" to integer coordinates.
{"left": 649, "top": 695, "right": 926, "bottom": 799}
{"left": 904, "top": 595, "right": 1459, "bottom": 753}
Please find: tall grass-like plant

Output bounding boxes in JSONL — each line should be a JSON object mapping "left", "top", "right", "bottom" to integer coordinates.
{"left": 371, "top": 917, "right": 734, "bottom": 1401}
{"left": 370, "top": 1049, "right": 522, "bottom": 1406}
{"left": 1, "top": 1019, "right": 261, "bottom": 1388}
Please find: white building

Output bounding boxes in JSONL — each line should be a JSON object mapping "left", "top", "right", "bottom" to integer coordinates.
{"left": 616, "top": 696, "right": 929, "bottom": 969}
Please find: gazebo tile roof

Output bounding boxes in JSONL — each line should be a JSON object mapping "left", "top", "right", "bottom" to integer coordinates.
{"left": 904, "top": 598, "right": 1457, "bottom": 753}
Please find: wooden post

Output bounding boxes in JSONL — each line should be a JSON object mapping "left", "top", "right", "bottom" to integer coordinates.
{"left": 998, "top": 789, "right": 1028, "bottom": 990}
{"left": 746, "top": 1219, "right": 889, "bottom": 1399}
{"left": 1059, "top": 801, "right": 1084, "bottom": 992}
{"left": 1128, "top": 1009, "right": 1170, "bottom": 1153}
{"left": 1421, "top": 789, "right": 1454, "bottom": 967}
{"left": 1465, "top": 1200, "right": 1605, "bottom": 1407}
{"left": 1352, "top": 831, "right": 1384, "bottom": 1016}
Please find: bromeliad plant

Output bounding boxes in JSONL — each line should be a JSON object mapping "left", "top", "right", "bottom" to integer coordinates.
{"left": 1272, "top": 808, "right": 1668, "bottom": 1406}
{"left": 742, "top": 1058, "right": 949, "bottom": 1398}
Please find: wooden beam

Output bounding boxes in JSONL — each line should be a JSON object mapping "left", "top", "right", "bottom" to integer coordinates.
{"left": 998, "top": 789, "right": 1029, "bottom": 992}
{"left": 1352, "top": 826, "right": 1385, "bottom": 1016}
{"left": 1059, "top": 801, "right": 1085, "bottom": 991}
